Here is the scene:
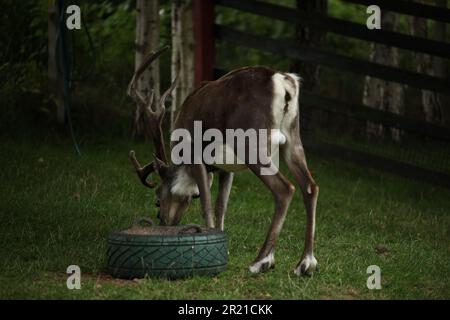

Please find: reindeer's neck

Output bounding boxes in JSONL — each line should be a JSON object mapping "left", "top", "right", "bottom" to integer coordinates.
{"left": 170, "top": 166, "right": 199, "bottom": 197}
{"left": 170, "top": 165, "right": 215, "bottom": 197}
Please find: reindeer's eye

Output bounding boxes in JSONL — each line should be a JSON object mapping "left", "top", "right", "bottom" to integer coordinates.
{"left": 155, "top": 199, "right": 160, "bottom": 207}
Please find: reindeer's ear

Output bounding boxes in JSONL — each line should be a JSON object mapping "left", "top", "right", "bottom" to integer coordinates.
{"left": 153, "top": 157, "right": 169, "bottom": 179}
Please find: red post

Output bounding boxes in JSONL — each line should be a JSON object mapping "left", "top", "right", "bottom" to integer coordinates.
{"left": 193, "top": 0, "right": 215, "bottom": 87}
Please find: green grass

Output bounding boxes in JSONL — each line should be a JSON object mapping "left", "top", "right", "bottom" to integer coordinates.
{"left": 0, "top": 135, "right": 449, "bottom": 300}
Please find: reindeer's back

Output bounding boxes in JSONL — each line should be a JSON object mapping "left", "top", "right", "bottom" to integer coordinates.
{"left": 174, "top": 67, "right": 277, "bottom": 132}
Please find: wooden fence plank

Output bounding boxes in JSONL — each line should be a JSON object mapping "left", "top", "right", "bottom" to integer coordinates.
{"left": 214, "top": 0, "right": 450, "bottom": 59}
{"left": 343, "top": 0, "right": 450, "bottom": 24}
{"left": 301, "top": 92, "right": 450, "bottom": 141}
{"left": 193, "top": 0, "right": 215, "bottom": 86}
{"left": 303, "top": 139, "right": 450, "bottom": 189}
{"left": 213, "top": 0, "right": 450, "bottom": 189}
{"left": 215, "top": 25, "right": 450, "bottom": 94}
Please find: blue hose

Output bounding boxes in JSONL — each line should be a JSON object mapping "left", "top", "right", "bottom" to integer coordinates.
{"left": 56, "top": 0, "right": 81, "bottom": 155}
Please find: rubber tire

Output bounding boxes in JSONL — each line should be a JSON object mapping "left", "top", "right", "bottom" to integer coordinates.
{"left": 107, "top": 228, "right": 228, "bottom": 279}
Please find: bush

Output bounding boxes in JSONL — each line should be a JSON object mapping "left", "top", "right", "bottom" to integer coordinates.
{"left": 0, "top": 0, "right": 47, "bottom": 134}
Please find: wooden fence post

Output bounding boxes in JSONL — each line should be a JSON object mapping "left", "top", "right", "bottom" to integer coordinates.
{"left": 193, "top": 0, "right": 215, "bottom": 87}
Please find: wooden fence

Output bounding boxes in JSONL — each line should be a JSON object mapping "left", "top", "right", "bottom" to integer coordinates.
{"left": 193, "top": 0, "right": 450, "bottom": 188}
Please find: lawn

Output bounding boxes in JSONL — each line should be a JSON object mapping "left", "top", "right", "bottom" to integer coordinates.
{"left": 0, "top": 134, "right": 449, "bottom": 299}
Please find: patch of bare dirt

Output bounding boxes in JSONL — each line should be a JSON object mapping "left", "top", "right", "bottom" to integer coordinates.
{"left": 43, "top": 272, "right": 142, "bottom": 287}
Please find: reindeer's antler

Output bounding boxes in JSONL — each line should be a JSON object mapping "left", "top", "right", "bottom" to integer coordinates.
{"left": 129, "top": 151, "right": 157, "bottom": 188}
{"left": 127, "top": 46, "right": 168, "bottom": 105}
{"left": 128, "top": 46, "right": 178, "bottom": 188}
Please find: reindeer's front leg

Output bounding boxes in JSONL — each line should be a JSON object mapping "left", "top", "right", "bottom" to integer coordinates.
{"left": 191, "top": 164, "right": 215, "bottom": 228}
{"left": 215, "top": 171, "right": 234, "bottom": 231}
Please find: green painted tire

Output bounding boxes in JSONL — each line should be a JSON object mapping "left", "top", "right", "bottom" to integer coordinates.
{"left": 106, "top": 220, "right": 228, "bottom": 279}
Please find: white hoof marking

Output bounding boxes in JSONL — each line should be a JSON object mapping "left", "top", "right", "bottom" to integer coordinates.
{"left": 249, "top": 251, "right": 275, "bottom": 274}
{"left": 294, "top": 255, "right": 318, "bottom": 276}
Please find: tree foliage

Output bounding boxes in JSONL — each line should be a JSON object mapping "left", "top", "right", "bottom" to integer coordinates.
{"left": 0, "top": 0, "right": 47, "bottom": 117}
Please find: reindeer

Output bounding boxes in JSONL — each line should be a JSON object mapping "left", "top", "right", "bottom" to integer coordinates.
{"left": 128, "top": 47, "right": 319, "bottom": 276}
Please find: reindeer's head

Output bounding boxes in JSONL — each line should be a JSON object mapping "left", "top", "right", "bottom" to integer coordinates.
{"left": 129, "top": 150, "right": 198, "bottom": 225}
{"left": 127, "top": 46, "right": 193, "bottom": 226}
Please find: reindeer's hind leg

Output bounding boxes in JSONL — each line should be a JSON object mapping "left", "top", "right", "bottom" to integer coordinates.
{"left": 282, "top": 131, "right": 319, "bottom": 276}
{"left": 247, "top": 164, "right": 295, "bottom": 273}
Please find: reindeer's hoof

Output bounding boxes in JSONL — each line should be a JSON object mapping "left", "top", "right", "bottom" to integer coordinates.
{"left": 294, "top": 255, "right": 318, "bottom": 276}
{"left": 249, "top": 252, "right": 275, "bottom": 274}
